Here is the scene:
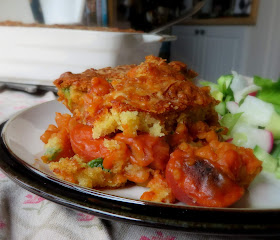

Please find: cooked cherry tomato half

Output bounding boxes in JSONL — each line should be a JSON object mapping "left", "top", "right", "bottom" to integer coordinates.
{"left": 70, "top": 124, "right": 105, "bottom": 162}
{"left": 165, "top": 148, "right": 244, "bottom": 207}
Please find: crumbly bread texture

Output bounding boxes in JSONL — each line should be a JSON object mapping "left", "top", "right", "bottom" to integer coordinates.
{"left": 92, "top": 109, "right": 164, "bottom": 138}
{"left": 54, "top": 55, "right": 218, "bottom": 139}
{"left": 41, "top": 57, "right": 263, "bottom": 206}
{"left": 49, "top": 155, "right": 127, "bottom": 188}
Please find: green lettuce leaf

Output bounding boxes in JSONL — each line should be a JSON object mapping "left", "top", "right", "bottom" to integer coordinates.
{"left": 254, "top": 76, "right": 280, "bottom": 106}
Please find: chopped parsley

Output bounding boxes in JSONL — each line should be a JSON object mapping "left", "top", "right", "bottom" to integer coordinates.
{"left": 88, "top": 158, "right": 104, "bottom": 168}
{"left": 44, "top": 147, "right": 61, "bottom": 161}
{"left": 61, "top": 87, "right": 72, "bottom": 108}
{"left": 87, "top": 158, "right": 110, "bottom": 172}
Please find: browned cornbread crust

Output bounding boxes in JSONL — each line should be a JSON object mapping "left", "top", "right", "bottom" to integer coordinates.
{"left": 54, "top": 56, "right": 218, "bottom": 138}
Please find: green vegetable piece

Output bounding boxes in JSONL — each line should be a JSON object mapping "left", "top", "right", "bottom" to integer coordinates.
{"left": 200, "top": 78, "right": 235, "bottom": 103}
{"left": 225, "top": 95, "right": 234, "bottom": 102}
{"left": 265, "top": 112, "right": 280, "bottom": 139}
{"left": 217, "top": 74, "right": 233, "bottom": 94}
{"left": 200, "top": 81, "right": 219, "bottom": 91}
{"left": 44, "top": 147, "right": 61, "bottom": 162}
{"left": 254, "top": 76, "right": 280, "bottom": 88}
{"left": 219, "top": 112, "right": 243, "bottom": 133}
{"left": 215, "top": 101, "right": 226, "bottom": 116}
{"left": 232, "top": 132, "right": 248, "bottom": 146}
{"left": 254, "top": 76, "right": 280, "bottom": 106}
{"left": 275, "top": 167, "right": 280, "bottom": 179}
{"left": 254, "top": 145, "right": 277, "bottom": 173}
{"left": 88, "top": 158, "right": 104, "bottom": 168}
{"left": 271, "top": 143, "right": 280, "bottom": 159}
{"left": 61, "top": 87, "right": 72, "bottom": 108}
{"left": 200, "top": 81, "right": 224, "bottom": 101}
{"left": 273, "top": 104, "right": 280, "bottom": 115}
{"left": 216, "top": 74, "right": 234, "bottom": 102}
{"left": 257, "top": 89, "right": 280, "bottom": 105}
{"left": 212, "top": 90, "right": 223, "bottom": 101}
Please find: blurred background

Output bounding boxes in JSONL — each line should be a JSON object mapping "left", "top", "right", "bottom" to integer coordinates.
{"left": 0, "top": 0, "right": 279, "bottom": 82}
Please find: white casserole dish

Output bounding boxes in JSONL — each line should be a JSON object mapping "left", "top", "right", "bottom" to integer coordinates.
{"left": 0, "top": 26, "right": 176, "bottom": 84}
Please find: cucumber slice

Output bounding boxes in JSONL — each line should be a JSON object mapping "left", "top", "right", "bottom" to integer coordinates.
{"left": 231, "top": 123, "right": 273, "bottom": 152}
{"left": 225, "top": 95, "right": 234, "bottom": 102}
{"left": 217, "top": 74, "right": 233, "bottom": 93}
{"left": 254, "top": 145, "right": 277, "bottom": 173}
{"left": 200, "top": 81, "right": 224, "bottom": 101}
{"left": 271, "top": 143, "right": 280, "bottom": 159}
{"left": 215, "top": 101, "right": 226, "bottom": 116}
{"left": 226, "top": 101, "right": 239, "bottom": 114}
{"left": 275, "top": 167, "right": 280, "bottom": 179}
{"left": 232, "top": 132, "right": 248, "bottom": 146}
{"left": 265, "top": 112, "right": 280, "bottom": 139}
{"left": 212, "top": 90, "right": 223, "bottom": 101}
{"left": 220, "top": 112, "right": 243, "bottom": 132}
{"left": 237, "top": 96, "right": 275, "bottom": 127}
{"left": 200, "top": 81, "right": 219, "bottom": 92}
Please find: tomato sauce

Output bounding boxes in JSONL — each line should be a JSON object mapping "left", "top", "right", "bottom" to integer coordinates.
{"left": 115, "top": 133, "right": 170, "bottom": 170}
{"left": 41, "top": 113, "right": 262, "bottom": 207}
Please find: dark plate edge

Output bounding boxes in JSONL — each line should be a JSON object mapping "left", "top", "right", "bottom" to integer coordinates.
{"left": 3, "top": 100, "right": 280, "bottom": 213}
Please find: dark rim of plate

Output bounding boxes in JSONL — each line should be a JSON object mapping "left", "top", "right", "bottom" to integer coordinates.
{"left": 1, "top": 121, "right": 280, "bottom": 236}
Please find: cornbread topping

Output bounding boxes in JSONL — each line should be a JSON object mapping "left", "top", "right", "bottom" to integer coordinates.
{"left": 40, "top": 56, "right": 262, "bottom": 207}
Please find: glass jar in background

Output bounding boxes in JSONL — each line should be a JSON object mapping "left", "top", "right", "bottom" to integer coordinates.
{"left": 36, "top": 0, "right": 86, "bottom": 25}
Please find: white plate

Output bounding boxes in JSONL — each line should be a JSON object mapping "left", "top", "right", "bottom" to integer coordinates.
{"left": 2, "top": 100, "right": 280, "bottom": 209}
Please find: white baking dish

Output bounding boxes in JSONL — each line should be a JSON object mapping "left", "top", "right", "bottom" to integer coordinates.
{"left": 0, "top": 26, "right": 176, "bottom": 84}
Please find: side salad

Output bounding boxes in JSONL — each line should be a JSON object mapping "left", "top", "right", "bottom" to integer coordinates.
{"left": 201, "top": 72, "right": 280, "bottom": 178}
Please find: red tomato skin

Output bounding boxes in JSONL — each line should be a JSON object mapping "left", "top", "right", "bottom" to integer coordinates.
{"left": 90, "top": 77, "right": 112, "bottom": 96}
{"left": 70, "top": 124, "right": 105, "bottom": 162}
{"left": 165, "top": 149, "right": 245, "bottom": 207}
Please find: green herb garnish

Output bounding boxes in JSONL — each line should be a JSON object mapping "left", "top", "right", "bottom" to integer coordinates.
{"left": 87, "top": 158, "right": 110, "bottom": 172}
{"left": 88, "top": 158, "right": 104, "bottom": 168}
{"left": 61, "top": 87, "right": 72, "bottom": 108}
{"left": 44, "top": 148, "right": 61, "bottom": 162}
